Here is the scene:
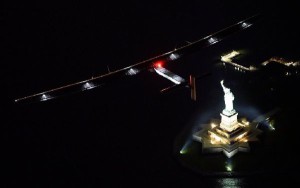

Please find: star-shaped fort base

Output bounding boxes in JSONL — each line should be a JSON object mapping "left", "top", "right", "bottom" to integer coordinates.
{"left": 193, "top": 117, "right": 262, "bottom": 158}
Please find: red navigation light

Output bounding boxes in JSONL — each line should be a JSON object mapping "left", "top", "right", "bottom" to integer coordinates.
{"left": 154, "top": 60, "right": 164, "bottom": 68}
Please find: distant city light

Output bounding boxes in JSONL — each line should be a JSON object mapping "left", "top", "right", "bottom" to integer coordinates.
{"left": 221, "top": 50, "right": 240, "bottom": 62}
{"left": 220, "top": 50, "right": 257, "bottom": 72}
{"left": 262, "top": 57, "right": 300, "bottom": 67}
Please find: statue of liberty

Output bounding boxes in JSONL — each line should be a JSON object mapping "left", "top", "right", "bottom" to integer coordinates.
{"left": 220, "top": 80, "right": 235, "bottom": 115}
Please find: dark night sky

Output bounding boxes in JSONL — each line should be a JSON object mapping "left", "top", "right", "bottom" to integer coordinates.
{"left": 2, "top": 1, "right": 300, "bottom": 187}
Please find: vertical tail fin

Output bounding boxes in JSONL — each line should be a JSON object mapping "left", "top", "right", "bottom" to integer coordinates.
{"left": 189, "top": 75, "right": 196, "bottom": 101}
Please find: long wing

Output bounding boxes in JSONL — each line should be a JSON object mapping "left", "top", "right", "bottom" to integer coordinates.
{"left": 14, "top": 14, "right": 261, "bottom": 104}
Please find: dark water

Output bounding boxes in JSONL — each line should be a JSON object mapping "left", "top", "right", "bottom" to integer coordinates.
{"left": 3, "top": 1, "right": 300, "bottom": 187}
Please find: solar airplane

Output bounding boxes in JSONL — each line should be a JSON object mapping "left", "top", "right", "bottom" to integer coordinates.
{"left": 14, "top": 14, "right": 261, "bottom": 104}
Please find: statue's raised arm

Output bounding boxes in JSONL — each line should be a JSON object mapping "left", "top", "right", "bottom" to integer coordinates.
{"left": 220, "top": 80, "right": 228, "bottom": 93}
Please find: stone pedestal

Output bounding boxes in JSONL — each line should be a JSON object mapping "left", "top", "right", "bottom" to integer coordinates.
{"left": 220, "top": 112, "right": 239, "bottom": 132}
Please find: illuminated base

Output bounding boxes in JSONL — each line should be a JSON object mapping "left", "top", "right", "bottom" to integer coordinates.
{"left": 193, "top": 116, "right": 262, "bottom": 158}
